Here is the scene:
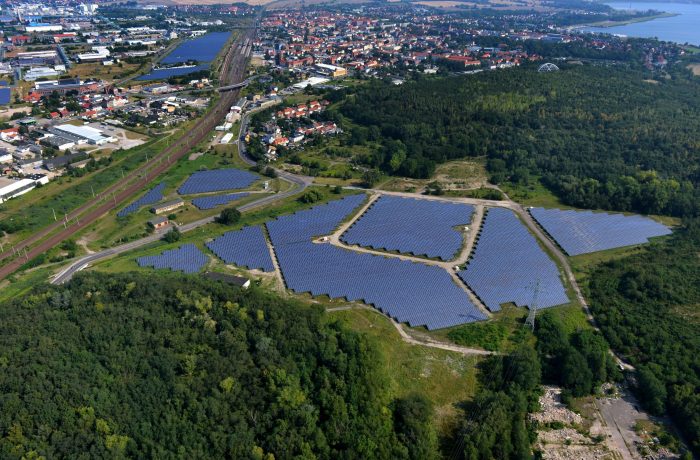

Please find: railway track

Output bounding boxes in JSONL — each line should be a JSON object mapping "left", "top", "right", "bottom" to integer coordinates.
{"left": 0, "top": 28, "right": 256, "bottom": 280}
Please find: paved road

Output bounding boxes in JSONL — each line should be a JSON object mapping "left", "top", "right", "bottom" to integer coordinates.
{"left": 52, "top": 106, "right": 309, "bottom": 284}
{"left": 2, "top": 28, "right": 256, "bottom": 280}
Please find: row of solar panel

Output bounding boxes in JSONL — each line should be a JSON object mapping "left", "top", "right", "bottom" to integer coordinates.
{"left": 117, "top": 182, "right": 166, "bottom": 217}
{"left": 136, "top": 244, "right": 208, "bottom": 274}
{"left": 191, "top": 192, "right": 250, "bottom": 210}
{"left": 458, "top": 208, "right": 569, "bottom": 312}
{"left": 266, "top": 194, "right": 487, "bottom": 330}
{"left": 529, "top": 207, "right": 672, "bottom": 256}
{"left": 206, "top": 225, "right": 274, "bottom": 272}
{"left": 178, "top": 168, "right": 258, "bottom": 195}
{"left": 341, "top": 195, "right": 474, "bottom": 261}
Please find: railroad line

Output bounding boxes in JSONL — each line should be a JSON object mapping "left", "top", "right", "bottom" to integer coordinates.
{"left": 0, "top": 27, "right": 256, "bottom": 280}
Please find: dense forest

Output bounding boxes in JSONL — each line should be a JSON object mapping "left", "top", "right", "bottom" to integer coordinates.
{"left": 0, "top": 270, "right": 640, "bottom": 459}
{"left": 333, "top": 65, "right": 700, "bottom": 217}
{"left": 0, "top": 272, "right": 438, "bottom": 459}
{"left": 588, "top": 220, "right": 700, "bottom": 455}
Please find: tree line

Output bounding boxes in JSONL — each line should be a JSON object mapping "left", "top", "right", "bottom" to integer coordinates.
{"left": 588, "top": 219, "right": 700, "bottom": 456}
{"left": 0, "top": 272, "right": 437, "bottom": 459}
{"left": 331, "top": 65, "right": 700, "bottom": 217}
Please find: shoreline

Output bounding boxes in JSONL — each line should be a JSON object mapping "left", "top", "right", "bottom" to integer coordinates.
{"left": 572, "top": 11, "right": 677, "bottom": 29}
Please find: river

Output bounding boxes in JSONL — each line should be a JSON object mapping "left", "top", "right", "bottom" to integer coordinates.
{"left": 584, "top": 2, "right": 700, "bottom": 46}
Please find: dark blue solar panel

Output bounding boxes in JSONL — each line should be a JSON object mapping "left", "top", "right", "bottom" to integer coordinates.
{"left": 341, "top": 196, "right": 474, "bottom": 260}
{"left": 206, "top": 225, "right": 274, "bottom": 272}
{"left": 117, "top": 182, "right": 166, "bottom": 217}
{"left": 178, "top": 169, "right": 258, "bottom": 195}
{"left": 137, "top": 243, "right": 208, "bottom": 273}
{"left": 458, "top": 208, "right": 569, "bottom": 313}
{"left": 529, "top": 208, "right": 672, "bottom": 256}
{"left": 266, "top": 194, "right": 368, "bottom": 246}
{"left": 191, "top": 192, "right": 250, "bottom": 210}
{"left": 0, "top": 88, "right": 10, "bottom": 105}
{"left": 266, "top": 195, "right": 487, "bottom": 330}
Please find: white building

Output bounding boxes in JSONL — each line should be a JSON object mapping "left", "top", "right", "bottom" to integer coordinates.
{"left": 24, "top": 67, "right": 61, "bottom": 81}
{"left": 0, "top": 178, "right": 37, "bottom": 203}
{"left": 53, "top": 124, "right": 116, "bottom": 145}
{"left": 25, "top": 23, "right": 63, "bottom": 33}
{"left": 77, "top": 47, "right": 110, "bottom": 62}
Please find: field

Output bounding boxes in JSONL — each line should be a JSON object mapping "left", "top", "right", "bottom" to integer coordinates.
{"left": 0, "top": 113, "right": 216, "bottom": 246}
{"left": 688, "top": 63, "right": 700, "bottom": 76}
{"left": 66, "top": 61, "right": 143, "bottom": 82}
{"left": 378, "top": 158, "right": 489, "bottom": 193}
{"left": 329, "top": 307, "right": 479, "bottom": 437}
{"left": 81, "top": 150, "right": 270, "bottom": 250}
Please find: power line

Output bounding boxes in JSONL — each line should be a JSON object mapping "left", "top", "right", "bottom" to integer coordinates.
{"left": 525, "top": 278, "right": 540, "bottom": 332}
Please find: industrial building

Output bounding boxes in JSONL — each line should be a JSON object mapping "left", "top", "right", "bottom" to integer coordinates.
{"left": 151, "top": 198, "right": 184, "bottom": 214}
{"left": 148, "top": 216, "right": 169, "bottom": 230}
{"left": 32, "top": 79, "right": 101, "bottom": 96}
{"left": 0, "top": 174, "right": 49, "bottom": 204}
{"left": 51, "top": 124, "right": 116, "bottom": 145}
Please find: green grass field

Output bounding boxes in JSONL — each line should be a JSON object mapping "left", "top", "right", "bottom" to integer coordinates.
{"left": 500, "top": 179, "right": 566, "bottom": 208}
{"left": 87, "top": 186, "right": 362, "bottom": 274}
{"left": 0, "top": 114, "right": 216, "bottom": 246}
{"left": 328, "top": 307, "right": 479, "bottom": 438}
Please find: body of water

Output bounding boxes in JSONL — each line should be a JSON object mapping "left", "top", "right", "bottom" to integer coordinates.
{"left": 585, "top": 2, "right": 700, "bottom": 46}
{"left": 161, "top": 31, "right": 231, "bottom": 65}
{"left": 136, "top": 65, "right": 209, "bottom": 81}
{"left": 136, "top": 31, "right": 231, "bottom": 81}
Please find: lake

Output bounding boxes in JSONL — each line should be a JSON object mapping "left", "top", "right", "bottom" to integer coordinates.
{"left": 136, "top": 31, "right": 231, "bottom": 81}
{"left": 161, "top": 31, "right": 231, "bottom": 65}
{"left": 136, "top": 65, "right": 209, "bottom": 81}
{"left": 584, "top": 2, "right": 700, "bottom": 45}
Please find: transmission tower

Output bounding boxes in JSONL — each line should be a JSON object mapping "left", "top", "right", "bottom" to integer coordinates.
{"left": 525, "top": 279, "right": 540, "bottom": 332}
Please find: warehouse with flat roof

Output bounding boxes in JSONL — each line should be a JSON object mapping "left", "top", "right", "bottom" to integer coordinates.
{"left": 52, "top": 124, "right": 116, "bottom": 145}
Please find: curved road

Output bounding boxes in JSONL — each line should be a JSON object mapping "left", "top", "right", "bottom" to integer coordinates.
{"left": 52, "top": 108, "right": 311, "bottom": 284}
{"left": 0, "top": 28, "right": 256, "bottom": 280}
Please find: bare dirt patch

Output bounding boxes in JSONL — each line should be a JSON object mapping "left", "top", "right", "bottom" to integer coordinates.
{"left": 532, "top": 387, "right": 616, "bottom": 460}
{"left": 379, "top": 158, "right": 488, "bottom": 193}
{"left": 687, "top": 63, "right": 700, "bottom": 76}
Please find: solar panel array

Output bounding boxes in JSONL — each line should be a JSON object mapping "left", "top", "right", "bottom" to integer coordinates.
{"left": 137, "top": 244, "right": 208, "bottom": 274}
{"left": 458, "top": 208, "right": 569, "bottom": 313}
{"left": 341, "top": 196, "right": 474, "bottom": 260}
{"left": 206, "top": 225, "right": 274, "bottom": 272}
{"left": 267, "top": 195, "right": 487, "bottom": 330}
{"left": 191, "top": 192, "right": 250, "bottom": 210}
{"left": 529, "top": 208, "right": 672, "bottom": 256}
{"left": 178, "top": 168, "right": 258, "bottom": 195}
{"left": 117, "top": 182, "right": 166, "bottom": 217}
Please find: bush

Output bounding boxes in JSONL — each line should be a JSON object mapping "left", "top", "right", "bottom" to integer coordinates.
{"left": 298, "top": 189, "right": 324, "bottom": 204}
{"left": 216, "top": 207, "right": 241, "bottom": 225}
{"left": 162, "top": 228, "right": 181, "bottom": 243}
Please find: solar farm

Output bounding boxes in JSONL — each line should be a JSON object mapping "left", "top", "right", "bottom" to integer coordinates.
{"left": 458, "top": 208, "right": 569, "bottom": 313}
{"left": 132, "top": 191, "right": 672, "bottom": 331}
{"left": 341, "top": 195, "right": 474, "bottom": 260}
{"left": 206, "top": 225, "right": 274, "bottom": 272}
{"left": 529, "top": 207, "right": 672, "bottom": 256}
{"left": 137, "top": 244, "right": 208, "bottom": 273}
{"left": 117, "top": 182, "right": 166, "bottom": 217}
{"left": 267, "top": 194, "right": 487, "bottom": 329}
{"left": 192, "top": 192, "right": 251, "bottom": 210}
{"left": 177, "top": 168, "right": 258, "bottom": 195}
